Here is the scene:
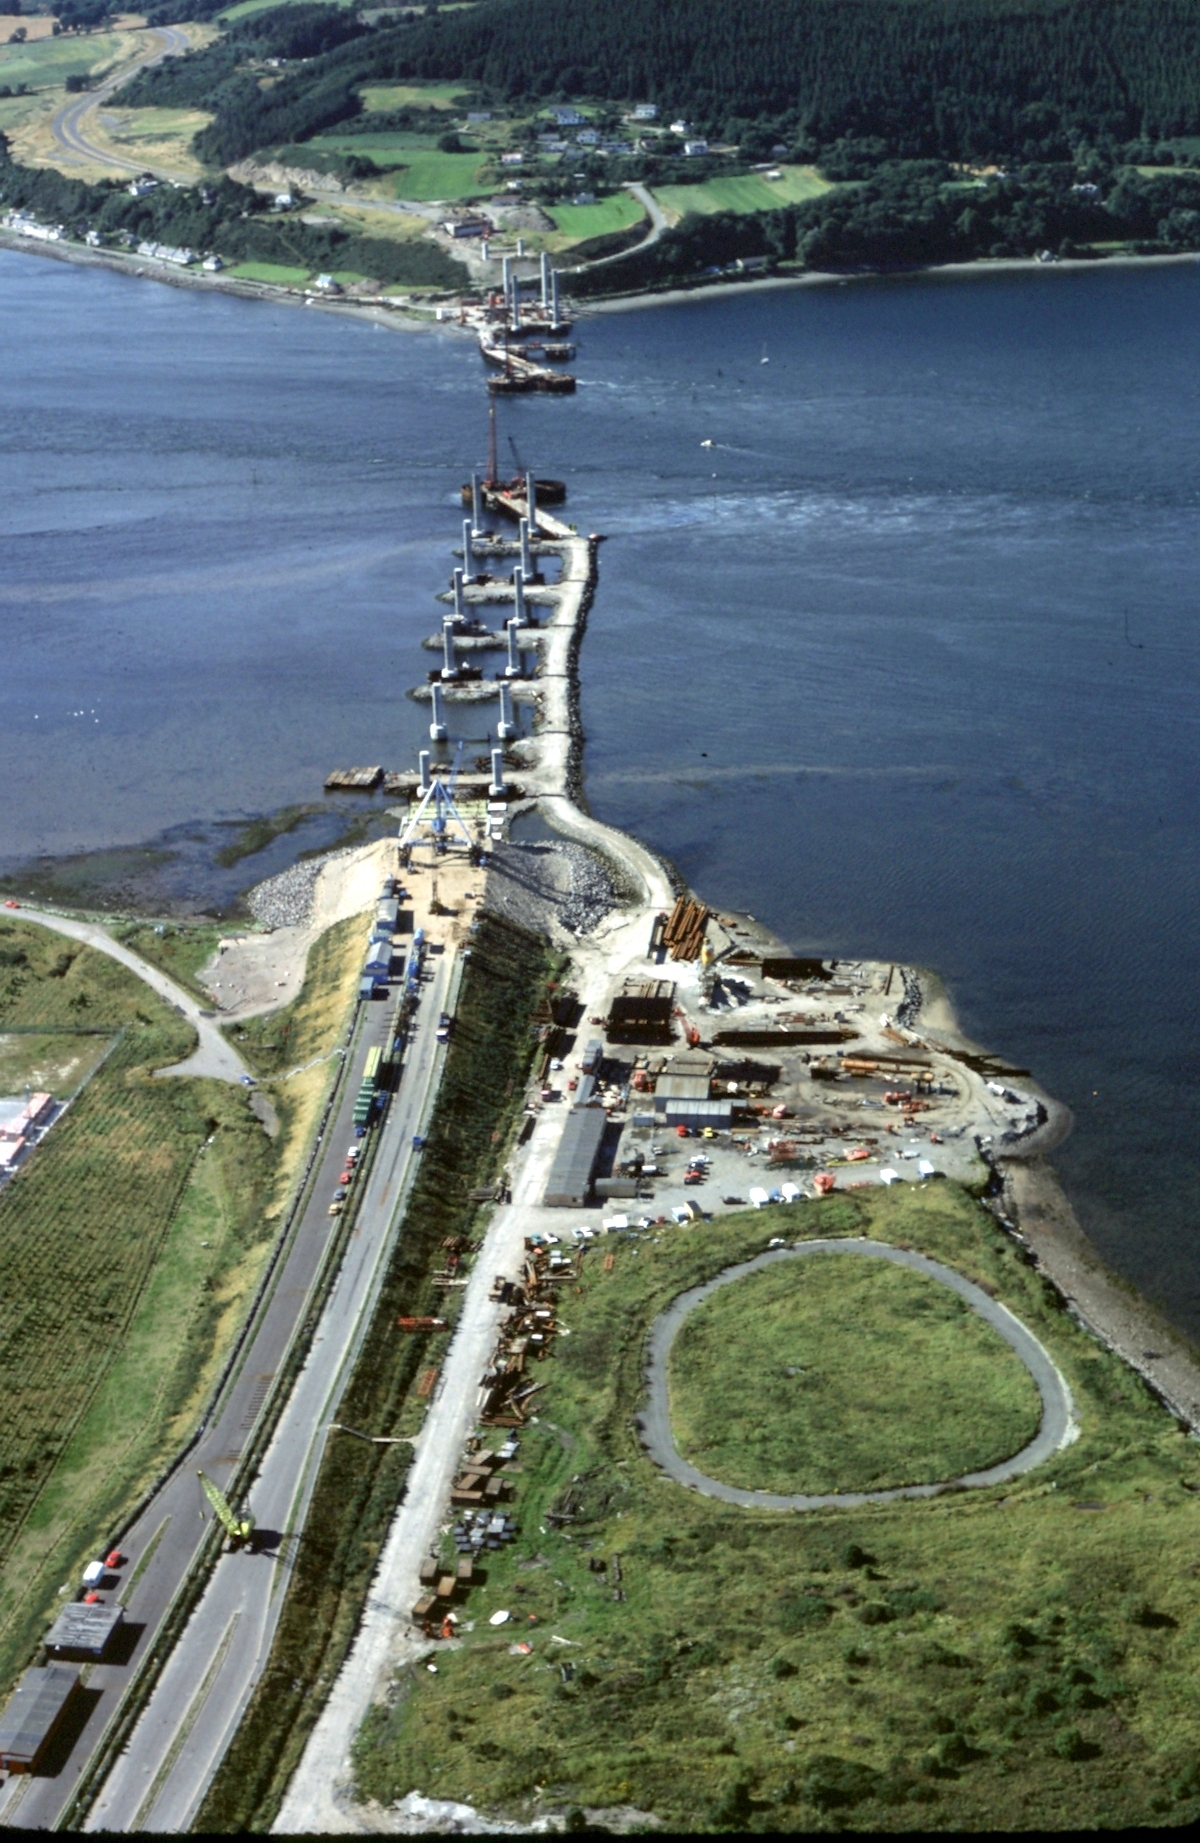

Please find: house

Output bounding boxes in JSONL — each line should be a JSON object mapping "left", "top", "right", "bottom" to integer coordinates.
{"left": 467, "top": 111, "right": 491, "bottom": 123}
{"left": 500, "top": 151, "right": 524, "bottom": 165}
{"left": 554, "top": 107, "right": 584, "bottom": 126}
{"left": 0, "top": 1666, "right": 80, "bottom": 1773}
{"left": 684, "top": 140, "right": 709, "bottom": 157}
{"left": 572, "top": 190, "right": 596, "bottom": 206}
{"left": 441, "top": 217, "right": 492, "bottom": 238}
{"left": 312, "top": 272, "right": 343, "bottom": 292}
{"left": 576, "top": 128, "right": 599, "bottom": 146}
{"left": 670, "top": 120, "right": 690, "bottom": 135}
{"left": 202, "top": 253, "right": 224, "bottom": 271}
{"left": 632, "top": 103, "right": 657, "bottom": 120}
{"left": 127, "top": 177, "right": 157, "bottom": 198}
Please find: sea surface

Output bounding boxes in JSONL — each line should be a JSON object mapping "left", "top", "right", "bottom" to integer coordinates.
{"left": 2, "top": 249, "right": 1199, "bottom": 1335}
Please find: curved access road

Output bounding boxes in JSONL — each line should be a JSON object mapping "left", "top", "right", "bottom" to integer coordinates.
{"left": 50, "top": 25, "right": 191, "bottom": 177}
{"left": 9, "top": 903, "right": 249, "bottom": 1083}
{"left": 640, "top": 1237, "right": 1077, "bottom": 1511}
{"left": 563, "top": 182, "right": 667, "bottom": 277}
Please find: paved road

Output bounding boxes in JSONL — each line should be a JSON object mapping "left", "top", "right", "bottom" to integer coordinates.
{"left": 0, "top": 948, "right": 419, "bottom": 1832}
{"left": 50, "top": 26, "right": 191, "bottom": 175}
{"left": 12, "top": 905, "right": 249, "bottom": 1083}
{"left": 82, "top": 949, "right": 455, "bottom": 1833}
{"left": 640, "top": 1238, "right": 1078, "bottom": 1512}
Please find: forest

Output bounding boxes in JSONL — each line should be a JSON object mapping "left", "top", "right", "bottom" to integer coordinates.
{"left": 125, "top": 0, "right": 1200, "bottom": 169}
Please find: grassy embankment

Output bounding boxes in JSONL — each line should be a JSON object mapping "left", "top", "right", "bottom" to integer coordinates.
{"left": 196, "top": 914, "right": 555, "bottom": 1833}
{"left": 0, "top": 906, "right": 370, "bottom": 1702}
{"left": 669, "top": 1255, "right": 1042, "bottom": 1496}
{"left": 353, "top": 1182, "right": 1200, "bottom": 1832}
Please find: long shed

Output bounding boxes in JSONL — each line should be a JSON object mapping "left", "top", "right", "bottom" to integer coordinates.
{"left": 0, "top": 1665, "right": 79, "bottom": 1772}
{"left": 543, "top": 1106, "right": 607, "bottom": 1207}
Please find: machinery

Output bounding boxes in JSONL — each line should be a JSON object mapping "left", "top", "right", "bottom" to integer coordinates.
{"left": 197, "top": 1472, "right": 254, "bottom": 1548}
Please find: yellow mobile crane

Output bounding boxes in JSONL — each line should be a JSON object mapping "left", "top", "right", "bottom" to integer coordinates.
{"left": 197, "top": 1471, "right": 254, "bottom": 1548}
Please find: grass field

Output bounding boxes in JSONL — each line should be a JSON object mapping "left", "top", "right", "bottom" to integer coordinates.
{"left": 652, "top": 164, "right": 833, "bottom": 220}
{"left": 309, "top": 130, "right": 490, "bottom": 199}
{"left": 352, "top": 1182, "right": 1200, "bottom": 1832}
{"left": 220, "top": 0, "right": 356, "bottom": 15}
{"left": 360, "top": 82, "right": 472, "bottom": 113}
{"left": 0, "top": 1028, "right": 113, "bottom": 1096}
{"left": 669, "top": 1256, "right": 1042, "bottom": 1496}
{"left": 85, "top": 104, "right": 212, "bottom": 180}
{"left": 546, "top": 192, "right": 646, "bottom": 241}
{"left": 112, "top": 920, "right": 225, "bottom": 1001}
{"left": 227, "top": 260, "right": 311, "bottom": 285}
{"left": 0, "top": 28, "right": 133, "bottom": 91}
{"left": 0, "top": 918, "right": 276, "bottom": 1697}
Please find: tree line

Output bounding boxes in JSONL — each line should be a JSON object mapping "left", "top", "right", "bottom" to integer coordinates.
{"left": 571, "top": 160, "right": 1200, "bottom": 295}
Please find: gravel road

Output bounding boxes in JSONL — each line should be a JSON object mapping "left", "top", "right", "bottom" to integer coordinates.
{"left": 640, "top": 1237, "right": 1077, "bottom": 1512}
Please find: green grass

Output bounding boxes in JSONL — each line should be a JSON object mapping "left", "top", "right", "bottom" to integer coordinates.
{"left": 0, "top": 28, "right": 132, "bottom": 90}
{"left": 653, "top": 164, "right": 833, "bottom": 218}
{"left": 0, "top": 1028, "right": 113, "bottom": 1096}
{"left": 197, "top": 915, "right": 555, "bottom": 1833}
{"left": 359, "top": 82, "right": 472, "bottom": 113}
{"left": 310, "top": 130, "right": 491, "bottom": 199}
{"left": 669, "top": 1255, "right": 1041, "bottom": 1495}
{"left": 546, "top": 192, "right": 646, "bottom": 240}
{"left": 0, "top": 919, "right": 276, "bottom": 1696}
{"left": 351, "top": 1183, "right": 1200, "bottom": 1832}
{"left": 218, "top": 0, "right": 357, "bottom": 17}
{"left": 227, "top": 260, "right": 311, "bottom": 285}
{"left": 111, "top": 920, "right": 226, "bottom": 1002}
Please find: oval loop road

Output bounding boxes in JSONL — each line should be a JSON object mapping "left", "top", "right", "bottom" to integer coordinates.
{"left": 638, "top": 1236, "right": 1078, "bottom": 1511}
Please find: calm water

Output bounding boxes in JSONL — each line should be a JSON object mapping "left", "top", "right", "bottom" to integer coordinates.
{"left": 2, "top": 250, "right": 1199, "bottom": 1333}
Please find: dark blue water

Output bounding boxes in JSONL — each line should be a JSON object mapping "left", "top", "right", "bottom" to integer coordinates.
{"left": 2, "top": 250, "right": 1199, "bottom": 1334}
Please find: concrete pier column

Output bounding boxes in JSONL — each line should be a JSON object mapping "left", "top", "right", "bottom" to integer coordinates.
{"left": 505, "top": 621, "right": 521, "bottom": 677}
{"left": 490, "top": 748, "right": 506, "bottom": 798}
{"left": 540, "top": 249, "right": 550, "bottom": 308}
{"left": 462, "top": 518, "right": 474, "bottom": 579}
{"left": 442, "top": 619, "right": 458, "bottom": 680}
{"left": 501, "top": 254, "right": 512, "bottom": 301}
{"left": 510, "top": 270, "right": 520, "bottom": 332}
{"left": 525, "top": 471, "right": 538, "bottom": 530}
{"left": 551, "top": 268, "right": 560, "bottom": 325}
{"left": 519, "top": 516, "right": 532, "bottom": 578}
{"left": 513, "top": 564, "right": 526, "bottom": 626}
{"left": 497, "top": 681, "right": 516, "bottom": 740}
{"left": 516, "top": 235, "right": 526, "bottom": 258}
{"left": 452, "top": 567, "right": 465, "bottom": 622}
{"left": 419, "top": 750, "right": 431, "bottom": 792}
{"left": 471, "top": 471, "right": 483, "bottom": 535}
{"left": 429, "top": 682, "right": 448, "bottom": 742}
{"left": 480, "top": 238, "right": 490, "bottom": 261}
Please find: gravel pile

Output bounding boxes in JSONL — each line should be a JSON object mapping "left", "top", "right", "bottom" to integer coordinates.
{"left": 247, "top": 848, "right": 356, "bottom": 930}
{"left": 483, "top": 838, "right": 616, "bottom": 938}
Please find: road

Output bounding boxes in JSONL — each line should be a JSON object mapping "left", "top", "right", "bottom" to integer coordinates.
{"left": 81, "top": 947, "right": 455, "bottom": 1833}
{"left": 1, "top": 941, "right": 444, "bottom": 1832}
{"left": 12, "top": 904, "right": 249, "bottom": 1083}
{"left": 50, "top": 26, "right": 191, "bottom": 176}
{"left": 640, "top": 1238, "right": 1078, "bottom": 1512}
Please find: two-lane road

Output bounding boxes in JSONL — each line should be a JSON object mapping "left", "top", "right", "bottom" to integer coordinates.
{"left": 51, "top": 26, "right": 191, "bottom": 176}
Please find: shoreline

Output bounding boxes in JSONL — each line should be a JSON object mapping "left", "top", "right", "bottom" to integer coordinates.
{"left": 4, "top": 222, "right": 1199, "bottom": 335}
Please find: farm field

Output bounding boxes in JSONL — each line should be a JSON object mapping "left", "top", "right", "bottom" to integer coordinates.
{"left": 546, "top": 192, "right": 646, "bottom": 241}
{"left": 0, "top": 27, "right": 138, "bottom": 93}
{"left": 353, "top": 1183, "right": 1200, "bottom": 1833}
{"left": 220, "top": 0, "right": 356, "bottom": 16}
{"left": 668, "top": 1254, "right": 1042, "bottom": 1496}
{"left": 0, "top": 918, "right": 277, "bottom": 1697}
{"left": 309, "top": 130, "right": 490, "bottom": 199}
{"left": 360, "top": 81, "right": 473, "bottom": 113}
{"left": 228, "top": 259, "right": 311, "bottom": 285}
{"left": 0, "top": 13, "right": 57, "bottom": 45}
{"left": 652, "top": 164, "right": 833, "bottom": 219}
{"left": 0, "top": 1028, "right": 113, "bottom": 1096}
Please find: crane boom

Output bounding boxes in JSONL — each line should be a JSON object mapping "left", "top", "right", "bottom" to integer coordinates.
{"left": 198, "top": 1471, "right": 254, "bottom": 1544}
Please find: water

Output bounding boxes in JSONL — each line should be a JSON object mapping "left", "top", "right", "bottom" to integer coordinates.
{"left": 2, "top": 250, "right": 1199, "bottom": 1334}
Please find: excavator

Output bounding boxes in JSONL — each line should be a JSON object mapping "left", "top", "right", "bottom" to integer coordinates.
{"left": 197, "top": 1471, "right": 255, "bottom": 1549}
